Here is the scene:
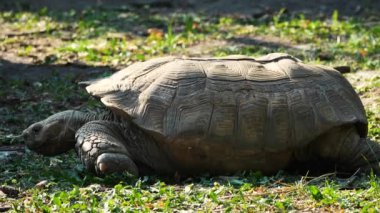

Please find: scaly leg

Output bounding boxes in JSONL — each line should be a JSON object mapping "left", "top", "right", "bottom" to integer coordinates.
{"left": 309, "top": 125, "right": 380, "bottom": 174}
{"left": 75, "top": 120, "right": 139, "bottom": 176}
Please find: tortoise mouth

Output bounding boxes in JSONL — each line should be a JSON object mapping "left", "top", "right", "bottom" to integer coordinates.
{"left": 26, "top": 139, "right": 53, "bottom": 155}
{"left": 25, "top": 134, "right": 65, "bottom": 156}
{"left": 32, "top": 143, "right": 60, "bottom": 156}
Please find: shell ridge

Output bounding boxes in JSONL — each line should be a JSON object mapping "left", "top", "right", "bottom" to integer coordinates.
{"left": 183, "top": 54, "right": 300, "bottom": 64}
{"left": 131, "top": 59, "right": 173, "bottom": 86}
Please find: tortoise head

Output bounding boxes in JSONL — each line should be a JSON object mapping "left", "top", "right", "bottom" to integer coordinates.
{"left": 22, "top": 111, "right": 80, "bottom": 156}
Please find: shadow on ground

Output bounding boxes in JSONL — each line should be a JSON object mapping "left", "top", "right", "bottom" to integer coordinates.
{"left": 1, "top": 0, "right": 379, "bottom": 19}
{"left": 0, "top": 58, "right": 113, "bottom": 82}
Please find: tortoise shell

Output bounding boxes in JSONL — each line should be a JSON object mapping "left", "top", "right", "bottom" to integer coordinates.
{"left": 86, "top": 53, "right": 367, "bottom": 173}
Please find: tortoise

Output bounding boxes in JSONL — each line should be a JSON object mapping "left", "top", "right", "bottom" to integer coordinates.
{"left": 22, "top": 53, "right": 380, "bottom": 176}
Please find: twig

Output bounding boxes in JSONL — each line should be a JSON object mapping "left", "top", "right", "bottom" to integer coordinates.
{"left": 2, "top": 26, "right": 74, "bottom": 38}
{"left": 0, "top": 144, "right": 25, "bottom": 152}
{"left": 220, "top": 187, "right": 295, "bottom": 199}
{"left": 304, "top": 172, "right": 337, "bottom": 186}
{"left": 0, "top": 97, "right": 40, "bottom": 105}
{"left": 337, "top": 169, "right": 361, "bottom": 190}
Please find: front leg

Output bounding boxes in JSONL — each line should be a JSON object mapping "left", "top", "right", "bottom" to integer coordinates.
{"left": 75, "top": 121, "right": 139, "bottom": 176}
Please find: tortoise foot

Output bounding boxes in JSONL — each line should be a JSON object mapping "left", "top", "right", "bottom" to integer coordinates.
{"left": 75, "top": 120, "right": 139, "bottom": 176}
{"left": 96, "top": 153, "right": 139, "bottom": 176}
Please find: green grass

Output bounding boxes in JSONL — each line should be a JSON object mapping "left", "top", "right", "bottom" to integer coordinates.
{"left": 0, "top": 6, "right": 379, "bottom": 212}
{"left": 1, "top": 8, "right": 378, "bottom": 69}
{"left": 4, "top": 153, "right": 380, "bottom": 212}
{"left": 213, "top": 10, "right": 379, "bottom": 70}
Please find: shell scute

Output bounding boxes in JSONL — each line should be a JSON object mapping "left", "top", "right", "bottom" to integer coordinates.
{"left": 86, "top": 54, "right": 367, "bottom": 152}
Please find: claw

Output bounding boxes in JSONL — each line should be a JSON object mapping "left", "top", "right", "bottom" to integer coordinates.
{"left": 98, "top": 162, "right": 108, "bottom": 173}
{"left": 96, "top": 153, "right": 139, "bottom": 176}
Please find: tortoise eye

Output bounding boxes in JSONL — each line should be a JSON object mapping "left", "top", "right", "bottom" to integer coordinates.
{"left": 31, "top": 124, "right": 43, "bottom": 133}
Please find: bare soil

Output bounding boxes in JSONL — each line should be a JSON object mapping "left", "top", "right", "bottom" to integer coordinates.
{"left": 1, "top": 0, "right": 379, "bottom": 18}
{"left": 346, "top": 71, "right": 380, "bottom": 112}
{"left": 0, "top": 0, "right": 379, "bottom": 82}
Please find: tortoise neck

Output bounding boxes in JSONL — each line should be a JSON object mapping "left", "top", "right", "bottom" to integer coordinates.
{"left": 96, "top": 110, "right": 129, "bottom": 124}
{"left": 97, "top": 110, "right": 117, "bottom": 121}
{"left": 59, "top": 110, "right": 98, "bottom": 132}
{"left": 67, "top": 110, "right": 123, "bottom": 130}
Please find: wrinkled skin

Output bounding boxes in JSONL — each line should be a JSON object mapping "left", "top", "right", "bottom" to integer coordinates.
{"left": 22, "top": 110, "right": 172, "bottom": 176}
{"left": 22, "top": 110, "right": 89, "bottom": 156}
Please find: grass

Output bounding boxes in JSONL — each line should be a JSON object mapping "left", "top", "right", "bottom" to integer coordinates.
{"left": 0, "top": 5, "right": 379, "bottom": 212}
{"left": 213, "top": 11, "right": 379, "bottom": 70}
{"left": 1, "top": 8, "right": 379, "bottom": 69}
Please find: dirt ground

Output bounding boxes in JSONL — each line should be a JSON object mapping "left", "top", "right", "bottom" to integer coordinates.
{"left": 1, "top": 0, "right": 379, "bottom": 18}
{"left": 0, "top": 0, "right": 379, "bottom": 82}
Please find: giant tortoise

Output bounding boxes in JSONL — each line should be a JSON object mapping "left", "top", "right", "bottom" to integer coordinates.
{"left": 22, "top": 53, "right": 380, "bottom": 176}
